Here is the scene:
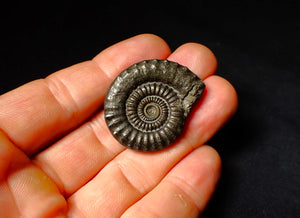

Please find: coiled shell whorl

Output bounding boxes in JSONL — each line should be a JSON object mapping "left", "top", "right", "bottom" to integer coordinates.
{"left": 104, "top": 59, "right": 205, "bottom": 152}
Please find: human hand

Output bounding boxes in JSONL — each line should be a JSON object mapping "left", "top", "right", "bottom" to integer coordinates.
{"left": 0, "top": 34, "right": 238, "bottom": 217}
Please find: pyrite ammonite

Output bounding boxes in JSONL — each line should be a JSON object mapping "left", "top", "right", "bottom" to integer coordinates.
{"left": 104, "top": 59, "right": 205, "bottom": 152}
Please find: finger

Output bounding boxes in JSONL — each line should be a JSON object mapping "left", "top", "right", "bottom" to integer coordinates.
{"left": 34, "top": 42, "right": 220, "bottom": 197}
{"left": 66, "top": 76, "right": 237, "bottom": 217}
{"left": 184, "top": 75, "right": 238, "bottom": 145}
{"left": 0, "top": 131, "right": 66, "bottom": 217}
{"left": 0, "top": 183, "right": 20, "bottom": 218}
{"left": 0, "top": 34, "right": 171, "bottom": 155}
{"left": 168, "top": 42, "right": 218, "bottom": 80}
{"left": 0, "top": 132, "right": 21, "bottom": 218}
{"left": 121, "top": 146, "right": 221, "bottom": 217}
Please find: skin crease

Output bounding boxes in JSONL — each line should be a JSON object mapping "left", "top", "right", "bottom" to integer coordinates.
{"left": 0, "top": 34, "right": 237, "bottom": 218}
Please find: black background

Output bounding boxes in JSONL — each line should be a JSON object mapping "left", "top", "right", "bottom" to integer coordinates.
{"left": 1, "top": 1, "right": 299, "bottom": 217}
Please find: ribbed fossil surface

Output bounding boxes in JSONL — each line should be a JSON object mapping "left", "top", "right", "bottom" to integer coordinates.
{"left": 104, "top": 59, "right": 205, "bottom": 152}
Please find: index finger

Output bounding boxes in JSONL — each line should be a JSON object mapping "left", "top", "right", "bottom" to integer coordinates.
{"left": 0, "top": 34, "right": 171, "bottom": 155}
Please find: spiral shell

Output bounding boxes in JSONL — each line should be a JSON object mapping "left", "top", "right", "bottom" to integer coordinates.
{"left": 104, "top": 59, "right": 205, "bottom": 152}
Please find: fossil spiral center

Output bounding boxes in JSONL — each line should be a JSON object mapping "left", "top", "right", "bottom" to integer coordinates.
{"left": 136, "top": 96, "right": 167, "bottom": 124}
{"left": 143, "top": 103, "right": 160, "bottom": 120}
{"left": 127, "top": 94, "right": 169, "bottom": 132}
{"left": 125, "top": 82, "right": 175, "bottom": 132}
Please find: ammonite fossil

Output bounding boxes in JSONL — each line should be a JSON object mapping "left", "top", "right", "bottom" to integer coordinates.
{"left": 104, "top": 59, "right": 205, "bottom": 152}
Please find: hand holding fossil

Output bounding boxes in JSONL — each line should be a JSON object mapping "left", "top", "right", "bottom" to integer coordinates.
{"left": 0, "top": 34, "right": 237, "bottom": 217}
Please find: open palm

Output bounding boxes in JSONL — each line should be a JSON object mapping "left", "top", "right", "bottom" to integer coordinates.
{"left": 0, "top": 34, "right": 237, "bottom": 218}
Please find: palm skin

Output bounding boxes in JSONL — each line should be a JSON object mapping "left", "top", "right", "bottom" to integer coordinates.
{"left": 0, "top": 34, "right": 237, "bottom": 218}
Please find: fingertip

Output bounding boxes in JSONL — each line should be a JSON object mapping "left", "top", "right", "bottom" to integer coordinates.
{"left": 185, "top": 75, "right": 238, "bottom": 146}
{"left": 225, "top": 77, "right": 239, "bottom": 115}
{"left": 122, "top": 33, "right": 172, "bottom": 57}
{"left": 177, "top": 145, "right": 222, "bottom": 184}
{"left": 173, "top": 145, "right": 222, "bottom": 213}
{"left": 168, "top": 42, "right": 218, "bottom": 79}
{"left": 133, "top": 33, "right": 171, "bottom": 52}
{"left": 206, "top": 75, "right": 239, "bottom": 119}
{"left": 93, "top": 33, "right": 171, "bottom": 79}
{"left": 198, "top": 145, "right": 222, "bottom": 179}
